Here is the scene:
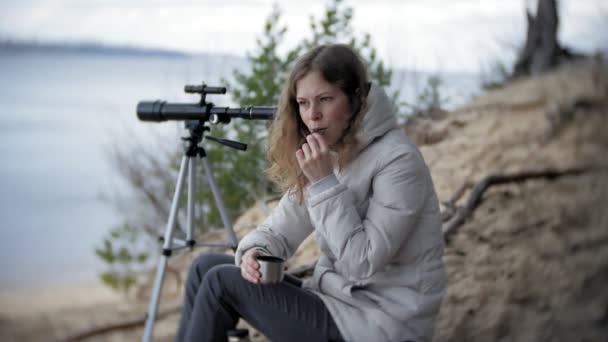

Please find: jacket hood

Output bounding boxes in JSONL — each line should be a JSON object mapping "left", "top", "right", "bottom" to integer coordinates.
{"left": 356, "top": 83, "right": 398, "bottom": 150}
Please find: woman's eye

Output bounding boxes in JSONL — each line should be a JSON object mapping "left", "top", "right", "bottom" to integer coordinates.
{"left": 320, "top": 96, "right": 333, "bottom": 102}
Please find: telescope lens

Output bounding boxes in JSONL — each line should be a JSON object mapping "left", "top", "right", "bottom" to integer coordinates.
{"left": 137, "top": 100, "right": 165, "bottom": 121}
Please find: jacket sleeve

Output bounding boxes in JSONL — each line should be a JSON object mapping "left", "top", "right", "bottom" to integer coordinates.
{"left": 305, "top": 146, "right": 429, "bottom": 280}
{"left": 235, "top": 192, "right": 314, "bottom": 266}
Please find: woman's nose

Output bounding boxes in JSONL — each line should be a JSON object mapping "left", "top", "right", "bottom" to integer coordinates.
{"left": 309, "top": 102, "right": 322, "bottom": 121}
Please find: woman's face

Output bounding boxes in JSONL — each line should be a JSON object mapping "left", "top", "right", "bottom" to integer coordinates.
{"left": 295, "top": 70, "right": 352, "bottom": 148}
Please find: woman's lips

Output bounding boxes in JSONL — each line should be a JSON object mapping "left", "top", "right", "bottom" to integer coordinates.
{"left": 311, "top": 128, "right": 327, "bottom": 136}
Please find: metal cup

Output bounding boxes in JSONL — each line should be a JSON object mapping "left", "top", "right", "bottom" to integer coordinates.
{"left": 256, "top": 255, "right": 285, "bottom": 284}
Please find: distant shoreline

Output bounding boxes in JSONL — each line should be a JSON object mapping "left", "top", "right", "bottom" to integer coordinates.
{"left": 0, "top": 39, "right": 190, "bottom": 58}
{"left": 0, "top": 38, "right": 479, "bottom": 79}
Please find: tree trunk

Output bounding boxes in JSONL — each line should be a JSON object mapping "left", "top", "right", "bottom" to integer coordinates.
{"left": 512, "top": 0, "right": 579, "bottom": 78}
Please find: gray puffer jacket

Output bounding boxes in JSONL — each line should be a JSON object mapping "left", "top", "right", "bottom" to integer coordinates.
{"left": 235, "top": 83, "right": 447, "bottom": 342}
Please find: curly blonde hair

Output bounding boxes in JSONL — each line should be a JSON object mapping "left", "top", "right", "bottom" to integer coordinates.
{"left": 266, "top": 44, "right": 370, "bottom": 202}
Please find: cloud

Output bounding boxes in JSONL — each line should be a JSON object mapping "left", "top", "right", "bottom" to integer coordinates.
{"left": 1, "top": 0, "right": 605, "bottom": 72}
{"left": 3, "top": 0, "right": 270, "bottom": 9}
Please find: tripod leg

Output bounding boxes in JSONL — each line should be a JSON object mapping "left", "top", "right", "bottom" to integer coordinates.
{"left": 186, "top": 154, "right": 195, "bottom": 245}
{"left": 143, "top": 155, "right": 190, "bottom": 342}
{"left": 200, "top": 156, "right": 239, "bottom": 249}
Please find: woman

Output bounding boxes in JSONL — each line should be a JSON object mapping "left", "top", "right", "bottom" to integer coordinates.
{"left": 176, "top": 44, "right": 446, "bottom": 342}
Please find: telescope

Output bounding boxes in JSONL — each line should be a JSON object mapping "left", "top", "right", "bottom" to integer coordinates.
{"left": 136, "top": 83, "right": 276, "bottom": 124}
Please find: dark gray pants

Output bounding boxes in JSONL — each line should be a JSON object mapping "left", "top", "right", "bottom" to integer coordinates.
{"left": 176, "top": 253, "right": 343, "bottom": 342}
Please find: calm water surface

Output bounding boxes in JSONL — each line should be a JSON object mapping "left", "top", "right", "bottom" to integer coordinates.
{"left": 0, "top": 51, "right": 238, "bottom": 289}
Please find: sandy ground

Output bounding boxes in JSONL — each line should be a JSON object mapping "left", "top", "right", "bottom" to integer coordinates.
{"left": 0, "top": 282, "right": 119, "bottom": 319}
{"left": 0, "top": 273, "right": 186, "bottom": 341}
{"left": 1, "top": 60, "right": 606, "bottom": 341}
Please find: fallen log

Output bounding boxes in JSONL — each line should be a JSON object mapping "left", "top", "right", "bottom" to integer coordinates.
{"left": 442, "top": 166, "right": 590, "bottom": 240}
{"left": 62, "top": 305, "right": 181, "bottom": 341}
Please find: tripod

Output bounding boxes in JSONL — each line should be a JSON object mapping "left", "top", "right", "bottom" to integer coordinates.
{"left": 142, "top": 119, "right": 245, "bottom": 342}
{"left": 136, "top": 83, "right": 274, "bottom": 341}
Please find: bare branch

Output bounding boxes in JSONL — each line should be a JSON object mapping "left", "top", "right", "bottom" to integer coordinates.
{"left": 442, "top": 166, "right": 592, "bottom": 240}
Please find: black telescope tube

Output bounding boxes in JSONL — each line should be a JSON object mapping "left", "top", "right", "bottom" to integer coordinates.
{"left": 211, "top": 106, "right": 277, "bottom": 121}
{"left": 137, "top": 101, "right": 275, "bottom": 122}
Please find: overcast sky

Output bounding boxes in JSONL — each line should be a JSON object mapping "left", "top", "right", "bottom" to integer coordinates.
{"left": 1, "top": 0, "right": 606, "bottom": 72}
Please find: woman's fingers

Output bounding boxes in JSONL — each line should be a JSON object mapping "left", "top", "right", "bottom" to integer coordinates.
{"left": 296, "top": 149, "right": 305, "bottom": 163}
{"left": 241, "top": 249, "right": 261, "bottom": 283}
{"left": 312, "top": 133, "right": 328, "bottom": 153}
{"left": 243, "top": 266, "right": 259, "bottom": 283}
{"left": 245, "top": 260, "right": 260, "bottom": 282}
{"left": 296, "top": 133, "right": 333, "bottom": 183}
{"left": 299, "top": 134, "right": 326, "bottom": 161}
{"left": 306, "top": 134, "right": 320, "bottom": 156}
{"left": 301, "top": 141, "right": 312, "bottom": 159}
{"left": 243, "top": 265, "right": 260, "bottom": 283}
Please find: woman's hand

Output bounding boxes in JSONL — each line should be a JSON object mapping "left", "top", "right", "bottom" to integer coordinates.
{"left": 240, "top": 248, "right": 261, "bottom": 284}
{"left": 296, "top": 133, "right": 333, "bottom": 183}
